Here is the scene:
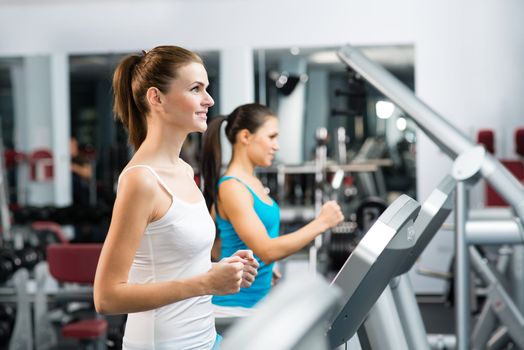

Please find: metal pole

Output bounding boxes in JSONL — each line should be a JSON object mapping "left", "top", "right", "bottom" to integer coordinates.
{"left": 310, "top": 127, "right": 328, "bottom": 273}
{"left": 337, "top": 45, "right": 524, "bottom": 223}
{"left": 390, "top": 275, "right": 430, "bottom": 350}
{"left": 257, "top": 49, "right": 267, "bottom": 105}
{"left": 455, "top": 180, "right": 470, "bottom": 350}
{"left": 0, "top": 134, "right": 12, "bottom": 244}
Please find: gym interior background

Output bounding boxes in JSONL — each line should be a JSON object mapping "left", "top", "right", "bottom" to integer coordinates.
{"left": 0, "top": 0, "right": 523, "bottom": 349}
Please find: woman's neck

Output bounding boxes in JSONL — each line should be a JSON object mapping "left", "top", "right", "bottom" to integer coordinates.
{"left": 228, "top": 152, "right": 256, "bottom": 177}
{"left": 137, "top": 122, "right": 187, "bottom": 166}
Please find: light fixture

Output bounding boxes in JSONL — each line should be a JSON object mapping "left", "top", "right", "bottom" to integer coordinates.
{"left": 396, "top": 117, "right": 407, "bottom": 131}
{"left": 376, "top": 100, "right": 395, "bottom": 119}
{"left": 269, "top": 70, "right": 308, "bottom": 96}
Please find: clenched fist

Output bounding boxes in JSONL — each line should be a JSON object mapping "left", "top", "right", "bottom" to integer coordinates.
{"left": 317, "top": 200, "right": 344, "bottom": 231}
{"left": 232, "top": 250, "right": 259, "bottom": 288}
{"left": 207, "top": 256, "right": 244, "bottom": 295}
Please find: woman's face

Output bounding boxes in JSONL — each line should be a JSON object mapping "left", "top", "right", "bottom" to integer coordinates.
{"left": 159, "top": 62, "right": 215, "bottom": 133}
{"left": 247, "top": 116, "right": 280, "bottom": 167}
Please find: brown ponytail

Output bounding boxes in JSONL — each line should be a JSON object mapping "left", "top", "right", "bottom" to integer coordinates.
{"left": 112, "top": 54, "right": 145, "bottom": 150}
{"left": 201, "top": 115, "right": 227, "bottom": 210}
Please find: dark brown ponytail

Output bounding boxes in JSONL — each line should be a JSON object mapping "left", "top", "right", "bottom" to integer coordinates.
{"left": 112, "top": 54, "right": 146, "bottom": 150}
{"left": 201, "top": 115, "right": 227, "bottom": 210}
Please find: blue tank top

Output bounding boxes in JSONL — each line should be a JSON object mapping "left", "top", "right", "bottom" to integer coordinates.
{"left": 212, "top": 176, "right": 280, "bottom": 308}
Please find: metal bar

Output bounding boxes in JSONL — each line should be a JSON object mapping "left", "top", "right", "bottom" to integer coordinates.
{"left": 363, "top": 287, "right": 409, "bottom": 350}
{"left": 337, "top": 45, "right": 524, "bottom": 223}
{"left": 0, "top": 134, "right": 12, "bottom": 243}
{"left": 390, "top": 275, "right": 430, "bottom": 350}
{"left": 471, "top": 299, "right": 497, "bottom": 350}
{"left": 469, "top": 208, "right": 514, "bottom": 220}
{"left": 466, "top": 219, "right": 524, "bottom": 245}
{"left": 470, "top": 246, "right": 524, "bottom": 349}
{"left": 257, "top": 49, "right": 267, "bottom": 105}
{"left": 510, "top": 245, "right": 524, "bottom": 313}
{"left": 455, "top": 181, "right": 470, "bottom": 350}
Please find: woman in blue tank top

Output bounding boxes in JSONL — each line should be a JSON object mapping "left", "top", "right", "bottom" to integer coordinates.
{"left": 201, "top": 103, "right": 344, "bottom": 315}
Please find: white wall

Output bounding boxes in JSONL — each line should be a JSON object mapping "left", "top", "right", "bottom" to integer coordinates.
{"left": 0, "top": 0, "right": 417, "bottom": 55}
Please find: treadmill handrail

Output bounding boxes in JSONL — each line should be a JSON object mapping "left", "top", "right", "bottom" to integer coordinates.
{"left": 337, "top": 45, "right": 524, "bottom": 223}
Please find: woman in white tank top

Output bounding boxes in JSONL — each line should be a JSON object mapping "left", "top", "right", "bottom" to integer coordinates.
{"left": 93, "top": 46, "right": 259, "bottom": 350}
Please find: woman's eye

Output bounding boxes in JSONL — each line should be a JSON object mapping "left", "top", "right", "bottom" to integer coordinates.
{"left": 191, "top": 86, "right": 199, "bottom": 92}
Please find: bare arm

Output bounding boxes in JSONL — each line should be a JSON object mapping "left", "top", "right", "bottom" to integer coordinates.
{"left": 93, "top": 169, "right": 243, "bottom": 315}
{"left": 71, "top": 162, "right": 92, "bottom": 179}
{"left": 219, "top": 180, "right": 344, "bottom": 264}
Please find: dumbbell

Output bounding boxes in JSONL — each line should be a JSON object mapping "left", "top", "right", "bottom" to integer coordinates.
{"left": 0, "top": 249, "right": 22, "bottom": 283}
{"left": 328, "top": 221, "right": 359, "bottom": 272}
{"left": 355, "top": 196, "right": 388, "bottom": 234}
{"left": 0, "top": 305, "right": 15, "bottom": 346}
{"left": 15, "top": 246, "right": 40, "bottom": 270}
{"left": 0, "top": 247, "right": 41, "bottom": 283}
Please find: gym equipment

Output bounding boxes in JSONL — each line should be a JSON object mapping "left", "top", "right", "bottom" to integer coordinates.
{"left": 47, "top": 243, "right": 107, "bottom": 350}
{"left": 0, "top": 305, "right": 15, "bottom": 347}
{"left": 337, "top": 44, "right": 524, "bottom": 224}
{"left": 221, "top": 274, "right": 341, "bottom": 350}
{"left": 0, "top": 136, "right": 12, "bottom": 243}
{"left": 0, "top": 249, "right": 22, "bottom": 283}
{"left": 470, "top": 246, "right": 524, "bottom": 349}
{"left": 310, "top": 127, "right": 329, "bottom": 273}
{"left": 382, "top": 175, "right": 456, "bottom": 350}
{"left": 327, "top": 194, "right": 420, "bottom": 348}
{"left": 328, "top": 221, "right": 358, "bottom": 272}
{"left": 0, "top": 223, "right": 66, "bottom": 283}
{"left": 355, "top": 196, "right": 387, "bottom": 233}
{"left": 338, "top": 44, "right": 524, "bottom": 350}
{"left": 34, "top": 261, "right": 58, "bottom": 350}
{"left": 8, "top": 268, "right": 33, "bottom": 350}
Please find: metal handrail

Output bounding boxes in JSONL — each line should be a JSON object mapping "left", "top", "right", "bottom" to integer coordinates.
{"left": 337, "top": 44, "right": 524, "bottom": 223}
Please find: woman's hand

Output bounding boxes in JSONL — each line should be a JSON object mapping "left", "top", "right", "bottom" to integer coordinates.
{"left": 232, "top": 250, "right": 259, "bottom": 288}
{"left": 316, "top": 201, "right": 344, "bottom": 231}
{"left": 207, "top": 257, "right": 244, "bottom": 295}
{"left": 271, "top": 266, "right": 282, "bottom": 287}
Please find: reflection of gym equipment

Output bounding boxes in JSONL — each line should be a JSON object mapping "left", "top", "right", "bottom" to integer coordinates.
{"left": 0, "top": 224, "right": 67, "bottom": 283}
{"left": 0, "top": 304, "right": 15, "bottom": 347}
{"left": 46, "top": 243, "right": 107, "bottom": 350}
{"left": 47, "top": 244, "right": 107, "bottom": 349}
{"left": 352, "top": 137, "right": 389, "bottom": 199}
{"left": 0, "top": 135, "right": 13, "bottom": 242}
{"left": 256, "top": 159, "right": 384, "bottom": 272}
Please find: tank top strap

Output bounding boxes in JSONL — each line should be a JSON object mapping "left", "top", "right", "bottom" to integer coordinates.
{"left": 218, "top": 176, "right": 257, "bottom": 197}
{"left": 118, "top": 165, "right": 173, "bottom": 196}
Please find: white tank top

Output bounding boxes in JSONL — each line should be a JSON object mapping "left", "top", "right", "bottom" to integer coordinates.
{"left": 119, "top": 165, "right": 217, "bottom": 350}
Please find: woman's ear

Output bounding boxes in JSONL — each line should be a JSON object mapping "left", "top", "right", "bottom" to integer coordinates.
{"left": 237, "top": 129, "right": 251, "bottom": 145}
{"left": 146, "top": 87, "right": 162, "bottom": 109}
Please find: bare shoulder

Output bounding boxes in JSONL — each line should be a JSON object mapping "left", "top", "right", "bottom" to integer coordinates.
{"left": 219, "top": 177, "right": 252, "bottom": 203}
{"left": 118, "top": 166, "right": 159, "bottom": 200}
